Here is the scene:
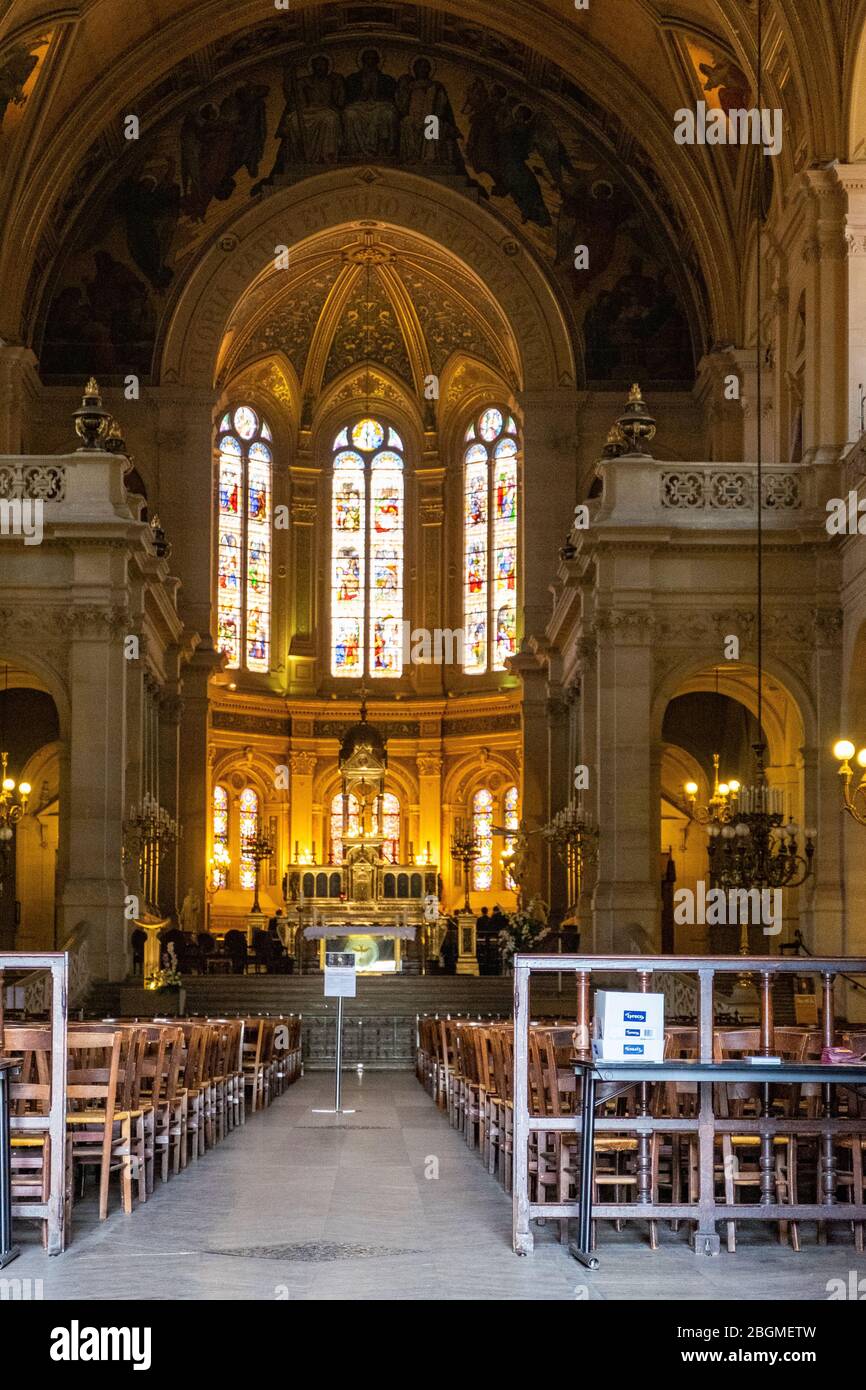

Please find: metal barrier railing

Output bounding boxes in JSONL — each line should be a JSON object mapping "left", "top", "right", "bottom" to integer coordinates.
{"left": 512, "top": 953, "right": 866, "bottom": 1256}
{"left": 0, "top": 952, "right": 69, "bottom": 1255}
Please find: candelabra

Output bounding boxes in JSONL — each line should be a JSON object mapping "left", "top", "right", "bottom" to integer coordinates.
{"left": 705, "top": 747, "right": 815, "bottom": 960}
{"left": 242, "top": 818, "right": 274, "bottom": 914}
{"left": 123, "top": 794, "right": 180, "bottom": 915}
{"left": 540, "top": 802, "right": 599, "bottom": 917}
{"left": 833, "top": 739, "right": 866, "bottom": 824}
{"left": 683, "top": 754, "right": 740, "bottom": 825}
{"left": 450, "top": 824, "right": 480, "bottom": 912}
{"left": 0, "top": 751, "right": 30, "bottom": 882}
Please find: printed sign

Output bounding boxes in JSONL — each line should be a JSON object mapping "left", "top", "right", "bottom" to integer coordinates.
{"left": 324, "top": 950, "right": 357, "bottom": 998}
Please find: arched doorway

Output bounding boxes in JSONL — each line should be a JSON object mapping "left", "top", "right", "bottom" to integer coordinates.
{"left": 0, "top": 669, "right": 61, "bottom": 950}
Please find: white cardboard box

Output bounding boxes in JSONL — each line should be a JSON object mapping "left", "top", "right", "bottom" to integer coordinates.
{"left": 592, "top": 990, "right": 665, "bottom": 1062}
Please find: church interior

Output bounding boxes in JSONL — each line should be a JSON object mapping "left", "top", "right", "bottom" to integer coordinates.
{"left": 2, "top": 0, "right": 866, "bottom": 1314}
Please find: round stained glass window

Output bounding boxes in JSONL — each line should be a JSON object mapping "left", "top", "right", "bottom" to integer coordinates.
{"left": 234, "top": 406, "right": 258, "bottom": 440}
{"left": 479, "top": 408, "right": 503, "bottom": 441}
{"left": 351, "top": 418, "right": 385, "bottom": 451}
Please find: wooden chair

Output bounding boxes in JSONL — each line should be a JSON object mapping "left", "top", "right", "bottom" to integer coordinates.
{"left": 713, "top": 1027, "right": 808, "bottom": 1252}
{"left": 66, "top": 1029, "right": 124, "bottom": 1220}
{"left": 5, "top": 1024, "right": 71, "bottom": 1246}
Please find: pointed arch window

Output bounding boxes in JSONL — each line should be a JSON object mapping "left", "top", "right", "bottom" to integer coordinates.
{"left": 217, "top": 406, "right": 272, "bottom": 672}
{"left": 239, "top": 787, "right": 259, "bottom": 891}
{"left": 472, "top": 787, "right": 494, "bottom": 891}
{"left": 503, "top": 784, "right": 519, "bottom": 889}
{"left": 211, "top": 785, "right": 229, "bottom": 889}
{"left": 463, "top": 408, "right": 519, "bottom": 674}
{"left": 331, "top": 417, "right": 404, "bottom": 679}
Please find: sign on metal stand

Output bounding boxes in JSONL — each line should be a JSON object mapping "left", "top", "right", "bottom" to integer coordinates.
{"left": 312, "top": 951, "right": 357, "bottom": 1115}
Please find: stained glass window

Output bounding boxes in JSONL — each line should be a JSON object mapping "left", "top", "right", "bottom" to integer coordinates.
{"left": 212, "top": 785, "right": 229, "bottom": 890}
{"left": 379, "top": 791, "right": 401, "bottom": 864}
{"left": 503, "top": 785, "right": 519, "bottom": 890}
{"left": 472, "top": 788, "right": 494, "bottom": 891}
{"left": 463, "top": 409, "right": 519, "bottom": 674}
{"left": 330, "top": 792, "right": 360, "bottom": 864}
{"left": 217, "top": 406, "right": 272, "bottom": 672}
{"left": 331, "top": 419, "right": 404, "bottom": 678}
{"left": 239, "top": 786, "right": 258, "bottom": 891}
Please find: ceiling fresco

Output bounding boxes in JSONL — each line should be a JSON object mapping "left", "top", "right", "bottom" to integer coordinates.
{"left": 34, "top": 15, "right": 710, "bottom": 389}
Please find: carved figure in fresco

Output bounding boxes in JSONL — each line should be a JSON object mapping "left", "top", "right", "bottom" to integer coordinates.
{"left": 556, "top": 176, "right": 636, "bottom": 284}
{"left": 583, "top": 255, "right": 689, "bottom": 380}
{"left": 698, "top": 56, "right": 751, "bottom": 115}
{"left": 462, "top": 78, "right": 509, "bottom": 188}
{"left": 344, "top": 49, "right": 398, "bottom": 156}
{"left": 395, "top": 57, "right": 463, "bottom": 168}
{"left": 255, "top": 55, "right": 345, "bottom": 188}
{"left": 497, "top": 103, "right": 552, "bottom": 227}
{"left": 117, "top": 159, "right": 181, "bottom": 289}
{"left": 0, "top": 42, "right": 40, "bottom": 126}
{"left": 181, "top": 81, "right": 269, "bottom": 221}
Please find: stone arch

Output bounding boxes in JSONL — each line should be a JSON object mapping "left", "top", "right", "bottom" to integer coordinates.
{"left": 157, "top": 169, "right": 574, "bottom": 396}
{"left": 651, "top": 654, "right": 813, "bottom": 763}
{"left": 442, "top": 750, "right": 519, "bottom": 808}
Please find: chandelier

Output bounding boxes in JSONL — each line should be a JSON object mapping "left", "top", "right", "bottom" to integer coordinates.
{"left": 0, "top": 751, "right": 30, "bottom": 867}
{"left": 832, "top": 740, "right": 866, "bottom": 824}
{"left": 706, "top": 745, "right": 815, "bottom": 892}
{"left": 683, "top": 753, "right": 740, "bottom": 825}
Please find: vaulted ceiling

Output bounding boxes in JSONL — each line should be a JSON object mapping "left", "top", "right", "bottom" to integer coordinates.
{"left": 1, "top": 0, "right": 865, "bottom": 369}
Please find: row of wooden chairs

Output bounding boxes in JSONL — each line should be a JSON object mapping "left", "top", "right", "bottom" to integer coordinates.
{"left": 416, "top": 1016, "right": 866, "bottom": 1251}
{"left": 5, "top": 1013, "right": 303, "bottom": 1244}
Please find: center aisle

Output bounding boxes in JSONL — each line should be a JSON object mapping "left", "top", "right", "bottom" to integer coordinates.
{"left": 12, "top": 1071, "right": 859, "bottom": 1300}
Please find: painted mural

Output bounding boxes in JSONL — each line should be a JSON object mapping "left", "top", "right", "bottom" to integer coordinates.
{"left": 39, "top": 37, "right": 695, "bottom": 384}
{"left": 0, "top": 32, "right": 53, "bottom": 172}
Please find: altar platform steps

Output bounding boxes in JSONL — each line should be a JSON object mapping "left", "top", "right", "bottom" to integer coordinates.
{"left": 86, "top": 975, "right": 576, "bottom": 1067}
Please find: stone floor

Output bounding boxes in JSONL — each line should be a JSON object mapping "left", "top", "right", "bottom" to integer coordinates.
{"left": 8, "top": 1071, "right": 866, "bottom": 1300}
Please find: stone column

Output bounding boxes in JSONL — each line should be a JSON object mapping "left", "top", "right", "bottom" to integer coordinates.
{"left": 591, "top": 610, "right": 659, "bottom": 951}
{"left": 416, "top": 752, "right": 443, "bottom": 868}
{"left": 834, "top": 166, "right": 866, "bottom": 447}
{"left": 694, "top": 349, "right": 746, "bottom": 462}
{"left": 147, "top": 388, "right": 215, "bottom": 639}
{"left": 60, "top": 609, "right": 130, "bottom": 982}
{"left": 288, "top": 750, "right": 317, "bottom": 860}
{"left": 546, "top": 688, "right": 571, "bottom": 919}
{"left": 177, "top": 648, "right": 217, "bottom": 913}
{"left": 415, "top": 464, "right": 445, "bottom": 695}
{"left": 287, "top": 465, "right": 318, "bottom": 694}
{"left": 158, "top": 690, "right": 183, "bottom": 920}
{"left": 518, "top": 389, "right": 577, "bottom": 646}
{"left": 510, "top": 651, "right": 549, "bottom": 903}
{"left": 0, "top": 346, "right": 40, "bottom": 453}
{"left": 800, "top": 170, "right": 849, "bottom": 466}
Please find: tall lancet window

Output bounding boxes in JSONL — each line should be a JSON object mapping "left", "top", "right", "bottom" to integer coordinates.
{"left": 217, "top": 405, "right": 272, "bottom": 672}
{"left": 331, "top": 417, "right": 404, "bottom": 678}
{"left": 463, "top": 408, "right": 519, "bottom": 674}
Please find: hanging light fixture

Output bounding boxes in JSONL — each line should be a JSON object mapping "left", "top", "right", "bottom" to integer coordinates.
{"left": 683, "top": 753, "right": 740, "bottom": 825}
{"left": 705, "top": 0, "right": 815, "bottom": 903}
{"left": 832, "top": 740, "right": 866, "bottom": 823}
{"left": 0, "top": 668, "right": 31, "bottom": 868}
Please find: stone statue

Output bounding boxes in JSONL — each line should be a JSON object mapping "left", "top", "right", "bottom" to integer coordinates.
{"left": 179, "top": 889, "right": 200, "bottom": 935}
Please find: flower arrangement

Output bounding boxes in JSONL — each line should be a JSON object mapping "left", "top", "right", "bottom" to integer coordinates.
{"left": 145, "top": 943, "right": 182, "bottom": 993}
{"left": 498, "top": 895, "right": 551, "bottom": 966}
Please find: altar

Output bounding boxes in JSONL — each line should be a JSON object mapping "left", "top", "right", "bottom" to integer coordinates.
{"left": 287, "top": 701, "right": 443, "bottom": 974}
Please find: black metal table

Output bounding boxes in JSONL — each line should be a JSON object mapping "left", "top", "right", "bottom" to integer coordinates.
{"left": 570, "top": 1058, "right": 866, "bottom": 1270}
{"left": 0, "top": 1058, "right": 20, "bottom": 1268}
